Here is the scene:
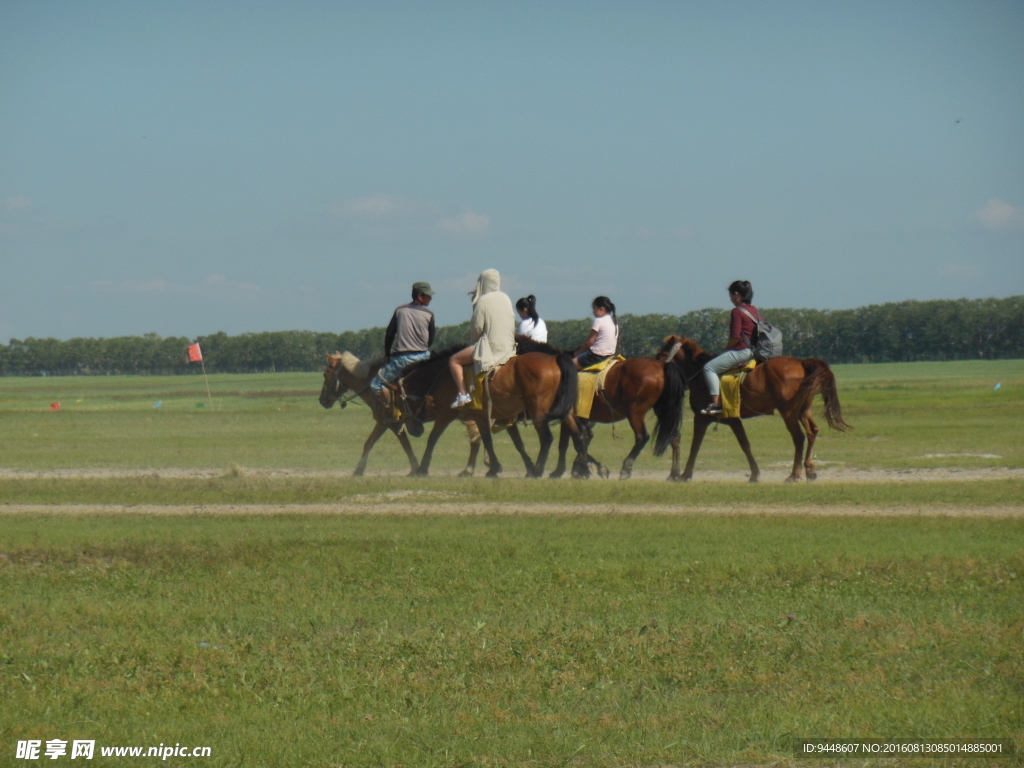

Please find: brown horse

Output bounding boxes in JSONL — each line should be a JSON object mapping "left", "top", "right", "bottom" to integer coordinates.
{"left": 319, "top": 352, "right": 487, "bottom": 477}
{"left": 399, "top": 347, "right": 582, "bottom": 477}
{"left": 516, "top": 340, "right": 686, "bottom": 480}
{"left": 655, "top": 336, "right": 851, "bottom": 482}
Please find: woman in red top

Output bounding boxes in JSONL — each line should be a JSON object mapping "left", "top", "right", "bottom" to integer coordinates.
{"left": 700, "top": 280, "right": 760, "bottom": 415}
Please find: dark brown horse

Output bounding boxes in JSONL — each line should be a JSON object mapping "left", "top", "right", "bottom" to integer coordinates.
{"left": 319, "top": 351, "right": 487, "bottom": 477}
{"left": 655, "top": 336, "right": 851, "bottom": 482}
{"left": 514, "top": 338, "right": 686, "bottom": 480}
{"left": 398, "top": 347, "right": 582, "bottom": 477}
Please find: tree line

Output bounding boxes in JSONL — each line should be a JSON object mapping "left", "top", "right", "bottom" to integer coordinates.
{"left": 1, "top": 296, "right": 1021, "bottom": 376}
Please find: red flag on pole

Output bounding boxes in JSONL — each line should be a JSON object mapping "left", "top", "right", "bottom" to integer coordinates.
{"left": 187, "top": 343, "right": 203, "bottom": 362}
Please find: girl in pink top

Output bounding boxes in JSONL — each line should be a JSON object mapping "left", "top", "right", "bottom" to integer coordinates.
{"left": 574, "top": 296, "right": 619, "bottom": 370}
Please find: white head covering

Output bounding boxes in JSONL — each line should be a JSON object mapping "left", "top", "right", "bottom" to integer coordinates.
{"left": 471, "top": 269, "right": 501, "bottom": 306}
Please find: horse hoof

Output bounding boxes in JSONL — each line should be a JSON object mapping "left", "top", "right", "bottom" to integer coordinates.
{"left": 667, "top": 473, "right": 681, "bottom": 482}
{"left": 457, "top": 469, "right": 474, "bottom": 478}
{"left": 784, "top": 476, "right": 799, "bottom": 484}
{"left": 806, "top": 471, "right": 817, "bottom": 481}
{"left": 619, "top": 470, "right": 632, "bottom": 480}
{"left": 598, "top": 467, "right": 611, "bottom": 480}
{"left": 549, "top": 471, "right": 564, "bottom": 479}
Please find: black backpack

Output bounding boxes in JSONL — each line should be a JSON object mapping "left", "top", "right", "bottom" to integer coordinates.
{"left": 738, "top": 307, "right": 783, "bottom": 362}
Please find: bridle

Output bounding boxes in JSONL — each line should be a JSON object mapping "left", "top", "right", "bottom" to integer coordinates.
{"left": 327, "top": 366, "right": 370, "bottom": 408}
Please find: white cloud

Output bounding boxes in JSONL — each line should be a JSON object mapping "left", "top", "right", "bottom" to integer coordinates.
{"left": 975, "top": 198, "right": 1024, "bottom": 230}
{"left": 89, "top": 274, "right": 262, "bottom": 300}
{"left": 0, "top": 196, "right": 33, "bottom": 213}
{"left": 938, "top": 263, "right": 981, "bottom": 279}
{"left": 437, "top": 210, "right": 492, "bottom": 237}
{"left": 330, "top": 194, "right": 436, "bottom": 218}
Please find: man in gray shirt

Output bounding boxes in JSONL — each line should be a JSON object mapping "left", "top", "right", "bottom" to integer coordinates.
{"left": 369, "top": 282, "right": 436, "bottom": 417}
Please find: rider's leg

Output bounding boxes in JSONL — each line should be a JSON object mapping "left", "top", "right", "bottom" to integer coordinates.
{"left": 449, "top": 346, "right": 475, "bottom": 396}
{"left": 703, "top": 349, "right": 752, "bottom": 408}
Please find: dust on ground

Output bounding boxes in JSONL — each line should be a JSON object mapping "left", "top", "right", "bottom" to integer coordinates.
{"left": 1, "top": 466, "right": 1022, "bottom": 482}
{"left": 1, "top": 502, "right": 1021, "bottom": 517}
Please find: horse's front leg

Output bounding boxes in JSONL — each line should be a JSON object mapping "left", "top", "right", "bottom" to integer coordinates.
{"left": 570, "top": 418, "right": 595, "bottom": 479}
{"left": 506, "top": 422, "right": 538, "bottom": 478}
{"left": 415, "top": 414, "right": 456, "bottom": 477}
{"left": 726, "top": 418, "right": 760, "bottom": 483}
{"left": 619, "top": 410, "right": 650, "bottom": 480}
{"left": 354, "top": 420, "right": 389, "bottom": 476}
{"left": 390, "top": 423, "right": 420, "bottom": 476}
{"left": 681, "top": 414, "right": 713, "bottom": 481}
{"left": 802, "top": 412, "right": 820, "bottom": 480}
{"left": 549, "top": 420, "right": 572, "bottom": 478}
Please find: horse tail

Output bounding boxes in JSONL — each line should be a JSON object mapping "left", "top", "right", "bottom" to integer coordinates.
{"left": 651, "top": 360, "right": 685, "bottom": 456}
{"left": 546, "top": 352, "right": 579, "bottom": 422}
{"left": 801, "top": 359, "right": 852, "bottom": 432}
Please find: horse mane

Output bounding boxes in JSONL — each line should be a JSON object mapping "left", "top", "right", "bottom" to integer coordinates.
{"left": 515, "top": 335, "right": 565, "bottom": 355}
{"left": 658, "top": 335, "right": 710, "bottom": 363}
{"left": 332, "top": 351, "right": 380, "bottom": 380}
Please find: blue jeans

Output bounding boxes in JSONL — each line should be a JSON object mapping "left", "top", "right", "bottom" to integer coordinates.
{"left": 369, "top": 351, "right": 431, "bottom": 394}
{"left": 703, "top": 348, "right": 754, "bottom": 397}
{"left": 575, "top": 350, "right": 612, "bottom": 370}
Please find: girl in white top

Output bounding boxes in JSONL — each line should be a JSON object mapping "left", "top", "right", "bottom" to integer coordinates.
{"left": 515, "top": 295, "right": 548, "bottom": 342}
{"left": 574, "top": 296, "right": 619, "bottom": 370}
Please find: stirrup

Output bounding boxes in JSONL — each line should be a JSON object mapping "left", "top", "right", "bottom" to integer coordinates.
{"left": 451, "top": 392, "right": 472, "bottom": 409}
{"left": 700, "top": 403, "right": 723, "bottom": 416}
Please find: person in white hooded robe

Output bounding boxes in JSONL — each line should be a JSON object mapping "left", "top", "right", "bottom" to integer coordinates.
{"left": 448, "top": 269, "right": 517, "bottom": 408}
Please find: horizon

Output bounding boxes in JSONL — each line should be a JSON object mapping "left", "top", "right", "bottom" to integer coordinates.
{"left": 2, "top": 293, "right": 1018, "bottom": 343}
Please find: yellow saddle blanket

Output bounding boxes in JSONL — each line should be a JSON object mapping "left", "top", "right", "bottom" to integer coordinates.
{"left": 576, "top": 356, "right": 625, "bottom": 419}
{"left": 463, "top": 368, "right": 492, "bottom": 410}
{"left": 720, "top": 360, "right": 757, "bottom": 418}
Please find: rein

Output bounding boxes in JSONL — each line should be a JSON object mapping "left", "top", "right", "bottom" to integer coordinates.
{"left": 331, "top": 367, "right": 370, "bottom": 407}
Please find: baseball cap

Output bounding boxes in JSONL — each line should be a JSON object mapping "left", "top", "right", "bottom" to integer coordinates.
{"left": 412, "top": 281, "right": 434, "bottom": 296}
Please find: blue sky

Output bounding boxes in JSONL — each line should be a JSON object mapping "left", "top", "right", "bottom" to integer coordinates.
{"left": 1, "top": 0, "right": 1022, "bottom": 341}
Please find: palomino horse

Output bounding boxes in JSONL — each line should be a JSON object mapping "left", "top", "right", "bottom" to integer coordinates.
{"left": 319, "top": 352, "right": 486, "bottom": 477}
{"left": 655, "top": 336, "right": 851, "bottom": 482}
{"left": 399, "top": 347, "right": 582, "bottom": 477}
{"left": 515, "top": 339, "right": 687, "bottom": 480}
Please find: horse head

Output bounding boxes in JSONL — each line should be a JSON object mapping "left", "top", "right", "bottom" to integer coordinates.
{"left": 319, "top": 352, "right": 347, "bottom": 408}
{"left": 320, "top": 351, "right": 372, "bottom": 409}
{"left": 656, "top": 336, "right": 707, "bottom": 374}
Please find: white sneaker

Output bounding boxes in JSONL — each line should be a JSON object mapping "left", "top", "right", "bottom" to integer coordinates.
{"left": 451, "top": 392, "right": 473, "bottom": 408}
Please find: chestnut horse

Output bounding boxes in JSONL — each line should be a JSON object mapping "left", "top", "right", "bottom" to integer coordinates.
{"left": 319, "top": 352, "right": 486, "bottom": 477}
{"left": 515, "top": 339, "right": 686, "bottom": 480}
{"left": 656, "top": 336, "right": 851, "bottom": 482}
{"left": 398, "top": 346, "right": 582, "bottom": 477}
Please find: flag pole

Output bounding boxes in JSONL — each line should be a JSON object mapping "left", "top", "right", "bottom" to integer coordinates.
{"left": 200, "top": 358, "right": 213, "bottom": 408}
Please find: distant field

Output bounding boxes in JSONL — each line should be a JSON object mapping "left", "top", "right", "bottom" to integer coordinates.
{"left": 0, "top": 359, "right": 1021, "bottom": 478}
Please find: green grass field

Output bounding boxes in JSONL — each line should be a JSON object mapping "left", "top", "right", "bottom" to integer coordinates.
{"left": 0, "top": 359, "right": 1021, "bottom": 478}
{"left": 1, "top": 361, "right": 1021, "bottom": 766}
{"left": 2, "top": 513, "right": 1021, "bottom": 767}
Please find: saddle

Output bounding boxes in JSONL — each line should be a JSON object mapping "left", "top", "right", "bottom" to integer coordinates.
{"left": 576, "top": 356, "right": 625, "bottom": 419}
{"left": 719, "top": 360, "right": 758, "bottom": 419}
